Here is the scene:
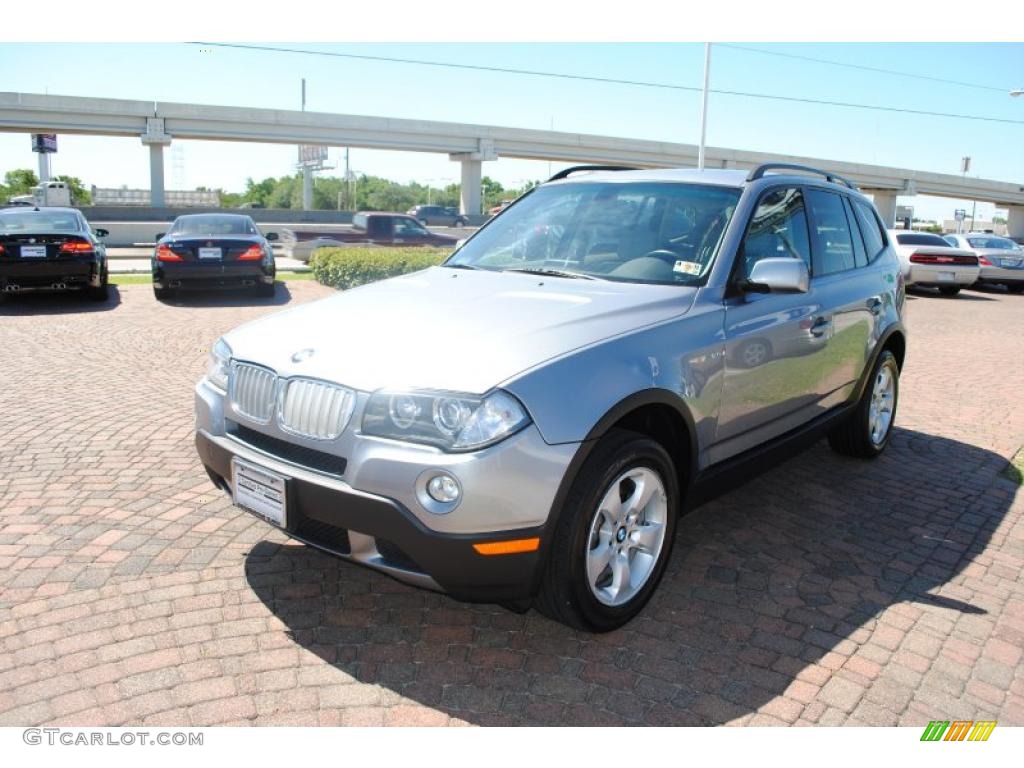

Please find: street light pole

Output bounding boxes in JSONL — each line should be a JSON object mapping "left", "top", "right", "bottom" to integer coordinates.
{"left": 697, "top": 43, "right": 711, "bottom": 171}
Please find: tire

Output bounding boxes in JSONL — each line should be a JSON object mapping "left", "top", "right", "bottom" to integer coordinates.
{"left": 89, "top": 273, "right": 109, "bottom": 302}
{"left": 256, "top": 281, "right": 276, "bottom": 298}
{"left": 535, "top": 428, "right": 679, "bottom": 632}
{"left": 938, "top": 286, "right": 960, "bottom": 296}
{"left": 828, "top": 349, "right": 899, "bottom": 459}
{"left": 153, "top": 286, "right": 174, "bottom": 302}
{"left": 454, "top": 218, "right": 467, "bottom": 228}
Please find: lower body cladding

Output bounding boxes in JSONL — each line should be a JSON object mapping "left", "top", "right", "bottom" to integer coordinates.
{"left": 193, "top": 386, "right": 578, "bottom": 601}
{"left": 0, "top": 257, "right": 104, "bottom": 293}
{"left": 153, "top": 262, "right": 274, "bottom": 291}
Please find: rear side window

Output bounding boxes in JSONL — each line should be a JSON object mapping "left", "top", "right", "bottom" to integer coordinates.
{"left": 852, "top": 200, "right": 886, "bottom": 261}
{"left": 841, "top": 197, "right": 868, "bottom": 268}
{"left": 741, "top": 187, "right": 812, "bottom": 276}
{"left": 805, "top": 189, "right": 855, "bottom": 276}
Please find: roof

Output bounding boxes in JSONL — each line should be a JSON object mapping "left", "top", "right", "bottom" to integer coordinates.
{"left": 0, "top": 205, "right": 81, "bottom": 214}
{"left": 549, "top": 168, "right": 748, "bottom": 187}
{"left": 547, "top": 167, "right": 866, "bottom": 196}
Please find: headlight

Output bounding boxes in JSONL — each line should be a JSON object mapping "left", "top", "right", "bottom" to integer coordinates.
{"left": 362, "top": 389, "right": 530, "bottom": 451}
{"left": 206, "top": 338, "right": 232, "bottom": 391}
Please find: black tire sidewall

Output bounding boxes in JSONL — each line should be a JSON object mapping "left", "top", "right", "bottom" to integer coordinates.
{"left": 563, "top": 436, "right": 679, "bottom": 630}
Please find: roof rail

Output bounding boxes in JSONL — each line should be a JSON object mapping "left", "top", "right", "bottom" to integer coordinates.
{"left": 547, "top": 165, "right": 638, "bottom": 182}
{"left": 746, "top": 163, "right": 858, "bottom": 190}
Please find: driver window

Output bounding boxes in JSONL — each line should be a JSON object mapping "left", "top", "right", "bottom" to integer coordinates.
{"left": 741, "top": 187, "right": 811, "bottom": 277}
{"left": 394, "top": 219, "right": 426, "bottom": 236}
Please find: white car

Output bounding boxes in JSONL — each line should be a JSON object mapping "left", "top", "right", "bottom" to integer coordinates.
{"left": 887, "top": 230, "right": 979, "bottom": 296}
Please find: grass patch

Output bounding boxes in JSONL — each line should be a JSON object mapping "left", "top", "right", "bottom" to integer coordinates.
{"left": 1001, "top": 446, "right": 1024, "bottom": 486}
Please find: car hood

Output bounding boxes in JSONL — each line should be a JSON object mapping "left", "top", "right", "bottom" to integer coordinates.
{"left": 224, "top": 266, "right": 697, "bottom": 394}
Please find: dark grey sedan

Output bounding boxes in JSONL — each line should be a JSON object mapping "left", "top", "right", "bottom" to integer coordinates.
{"left": 406, "top": 205, "right": 468, "bottom": 227}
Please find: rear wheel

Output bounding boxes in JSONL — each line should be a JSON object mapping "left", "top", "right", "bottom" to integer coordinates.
{"left": 938, "top": 286, "right": 961, "bottom": 296}
{"left": 153, "top": 286, "right": 174, "bottom": 302}
{"left": 828, "top": 349, "right": 899, "bottom": 459}
{"left": 256, "top": 281, "right": 276, "bottom": 298}
{"left": 89, "top": 270, "right": 109, "bottom": 302}
{"left": 535, "top": 429, "right": 679, "bottom": 631}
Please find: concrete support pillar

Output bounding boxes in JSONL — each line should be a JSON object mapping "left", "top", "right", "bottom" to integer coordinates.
{"left": 141, "top": 117, "right": 172, "bottom": 209}
{"left": 302, "top": 167, "right": 314, "bottom": 211}
{"left": 871, "top": 191, "right": 898, "bottom": 227}
{"left": 148, "top": 144, "right": 166, "bottom": 208}
{"left": 1007, "top": 205, "right": 1024, "bottom": 239}
{"left": 37, "top": 152, "right": 51, "bottom": 183}
{"left": 459, "top": 158, "right": 482, "bottom": 216}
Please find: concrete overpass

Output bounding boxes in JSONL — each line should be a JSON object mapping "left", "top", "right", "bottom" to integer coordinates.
{"left": 2, "top": 91, "right": 1022, "bottom": 235}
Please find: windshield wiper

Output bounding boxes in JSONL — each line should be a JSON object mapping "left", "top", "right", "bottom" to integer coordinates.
{"left": 502, "top": 267, "right": 601, "bottom": 281}
{"left": 444, "top": 263, "right": 480, "bottom": 270}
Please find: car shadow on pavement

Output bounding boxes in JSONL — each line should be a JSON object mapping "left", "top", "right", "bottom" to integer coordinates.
{"left": 244, "top": 426, "right": 1017, "bottom": 726}
{"left": 0, "top": 286, "right": 122, "bottom": 315}
{"left": 159, "top": 282, "right": 293, "bottom": 308}
{"left": 905, "top": 288, "right": 996, "bottom": 302}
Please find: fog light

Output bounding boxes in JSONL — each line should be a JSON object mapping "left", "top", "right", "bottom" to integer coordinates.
{"left": 426, "top": 473, "right": 461, "bottom": 503}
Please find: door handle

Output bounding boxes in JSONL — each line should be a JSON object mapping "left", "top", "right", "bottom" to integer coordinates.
{"left": 809, "top": 316, "right": 830, "bottom": 337}
{"left": 867, "top": 297, "right": 883, "bottom": 315}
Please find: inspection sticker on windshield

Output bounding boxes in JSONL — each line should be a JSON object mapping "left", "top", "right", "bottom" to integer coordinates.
{"left": 673, "top": 260, "right": 701, "bottom": 276}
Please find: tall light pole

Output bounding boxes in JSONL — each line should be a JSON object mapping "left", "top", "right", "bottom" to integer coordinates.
{"left": 300, "top": 78, "right": 314, "bottom": 211}
{"left": 697, "top": 44, "right": 711, "bottom": 170}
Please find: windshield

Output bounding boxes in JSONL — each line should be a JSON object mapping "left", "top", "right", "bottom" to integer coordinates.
{"left": 896, "top": 233, "right": 951, "bottom": 247}
{"left": 967, "top": 236, "right": 1019, "bottom": 250}
{"left": 447, "top": 182, "right": 742, "bottom": 285}
{"left": 0, "top": 210, "right": 83, "bottom": 233}
{"left": 168, "top": 215, "right": 257, "bottom": 237}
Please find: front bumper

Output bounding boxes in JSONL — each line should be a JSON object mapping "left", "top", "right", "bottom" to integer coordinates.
{"left": 194, "top": 378, "right": 578, "bottom": 601}
{"left": 154, "top": 261, "right": 274, "bottom": 290}
{"left": 197, "top": 429, "right": 547, "bottom": 601}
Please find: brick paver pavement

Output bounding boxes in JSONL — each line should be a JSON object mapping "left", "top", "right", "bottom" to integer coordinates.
{"left": 1, "top": 283, "right": 1022, "bottom": 726}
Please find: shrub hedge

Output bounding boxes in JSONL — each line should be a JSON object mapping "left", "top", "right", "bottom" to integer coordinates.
{"left": 309, "top": 246, "right": 452, "bottom": 290}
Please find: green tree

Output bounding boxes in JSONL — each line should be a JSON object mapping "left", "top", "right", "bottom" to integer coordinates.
{"left": 4, "top": 169, "right": 39, "bottom": 197}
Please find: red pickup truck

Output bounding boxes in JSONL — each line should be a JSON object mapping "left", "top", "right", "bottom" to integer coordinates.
{"left": 283, "top": 212, "right": 460, "bottom": 262}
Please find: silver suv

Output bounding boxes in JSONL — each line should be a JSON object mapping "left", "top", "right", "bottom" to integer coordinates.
{"left": 195, "top": 163, "right": 907, "bottom": 631}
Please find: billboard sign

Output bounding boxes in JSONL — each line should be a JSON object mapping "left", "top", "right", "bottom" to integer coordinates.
{"left": 32, "top": 134, "right": 57, "bottom": 153}
{"left": 298, "top": 145, "right": 328, "bottom": 166}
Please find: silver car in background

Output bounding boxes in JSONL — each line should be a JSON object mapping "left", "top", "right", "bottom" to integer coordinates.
{"left": 888, "top": 230, "right": 979, "bottom": 296}
{"left": 944, "top": 233, "right": 1024, "bottom": 293}
{"left": 195, "top": 163, "right": 907, "bottom": 631}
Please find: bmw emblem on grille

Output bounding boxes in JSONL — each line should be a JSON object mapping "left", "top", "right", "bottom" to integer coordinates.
{"left": 291, "top": 348, "right": 315, "bottom": 363}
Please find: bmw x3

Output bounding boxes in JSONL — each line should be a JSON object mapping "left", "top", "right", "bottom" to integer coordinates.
{"left": 195, "top": 163, "right": 907, "bottom": 631}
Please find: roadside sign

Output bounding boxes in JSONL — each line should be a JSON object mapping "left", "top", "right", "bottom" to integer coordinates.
{"left": 298, "top": 145, "right": 328, "bottom": 166}
{"left": 960, "top": 156, "right": 971, "bottom": 174}
{"left": 31, "top": 134, "right": 57, "bottom": 153}
{"left": 954, "top": 209, "right": 966, "bottom": 222}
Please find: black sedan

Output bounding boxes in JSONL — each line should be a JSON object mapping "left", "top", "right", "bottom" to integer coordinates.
{"left": 0, "top": 206, "right": 109, "bottom": 302}
{"left": 152, "top": 214, "right": 277, "bottom": 300}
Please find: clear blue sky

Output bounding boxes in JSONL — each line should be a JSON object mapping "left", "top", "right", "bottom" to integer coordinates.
{"left": 1, "top": 42, "right": 1021, "bottom": 221}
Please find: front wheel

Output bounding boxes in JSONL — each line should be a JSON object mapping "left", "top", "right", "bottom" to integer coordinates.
{"left": 938, "top": 285, "right": 961, "bottom": 296}
{"left": 828, "top": 349, "right": 899, "bottom": 459}
{"left": 535, "top": 429, "right": 679, "bottom": 631}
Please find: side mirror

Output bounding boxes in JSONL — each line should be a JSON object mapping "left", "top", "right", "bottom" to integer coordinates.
{"left": 94, "top": 228, "right": 109, "bottom": 238}
{"left": 155, "top": 232, "right": 166, "bottom": 241}
{"left": 744, "top": 258, "right": 809, "bottom": 294}
{"left": 265, "top": 232, "right": 279, "bottom": 242}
